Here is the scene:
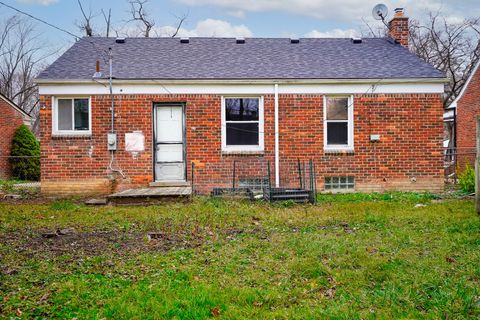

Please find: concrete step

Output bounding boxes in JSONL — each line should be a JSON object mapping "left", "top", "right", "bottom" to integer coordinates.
{"left": 149, "top": 181, "right": 191, "bottom": 187}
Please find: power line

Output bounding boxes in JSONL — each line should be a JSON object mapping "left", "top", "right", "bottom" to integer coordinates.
{"left": 0, "top": 0, "right": 80, "bottom": 39}
{"left": 0, "top": 1, "right": 110, "bottom": 67}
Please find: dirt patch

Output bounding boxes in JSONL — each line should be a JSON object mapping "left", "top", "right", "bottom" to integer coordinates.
{"left": 0, "top": 225, "right": 272, "bottom": 264}
{"left": 223, "top": 226, "right": 269, "bottom": 240}
{"left": 0, "top": 228, "right": 206, "bottom": 261}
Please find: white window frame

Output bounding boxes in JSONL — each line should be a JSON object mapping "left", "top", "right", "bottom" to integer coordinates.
{"left": 221, "top": 96, "right": 264, "bottom": 152}
{"left": 52, "top": 96, "right": 92, "bottom": 136}
{"left": 323, "top": 95, "right": 354, "bottom": 152}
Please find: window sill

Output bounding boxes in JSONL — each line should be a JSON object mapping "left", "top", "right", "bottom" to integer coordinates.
{"left": 51, "top": 134, "right": 92, "bottom": 140}
{"left": 221, "top": 150, "right": 265, "bottom": 156}
{"left": 323, "top": 148, "right": 354, "bottom": 155}
{"left": 322, "top": 189, "right": 356, "bottom": 194}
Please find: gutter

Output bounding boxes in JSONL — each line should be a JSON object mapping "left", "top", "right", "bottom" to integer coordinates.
{"left": 34, "top": 77, "right": 449, "bottom": 85}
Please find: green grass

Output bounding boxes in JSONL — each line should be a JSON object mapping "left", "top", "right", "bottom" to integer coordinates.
{"left": 0, "top": 196, "right": 479, "bottom": 319}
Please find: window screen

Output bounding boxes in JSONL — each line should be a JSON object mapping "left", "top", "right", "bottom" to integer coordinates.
{"left": 58, "top": 99, "right": 73, "bottom": 130}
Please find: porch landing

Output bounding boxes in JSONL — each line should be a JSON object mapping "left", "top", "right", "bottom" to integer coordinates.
{"left": 108, "top": 186, "right": 192, "bottom": 205}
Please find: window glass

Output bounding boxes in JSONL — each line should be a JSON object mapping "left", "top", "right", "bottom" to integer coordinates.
{"left": 58, "top": 99, "right": 73, "bottom": 130}
{"left": 327, "top": 97, "right": 348, "bottom": 120}
{"left": 74, "top": 99, "right": 89, "bottom": 130}
{"left": 225, "top": 98, "right": 259, "bottom": 121}
{"left": 325, "top": 176, "right": 355, "bottom": 190}
{"left": 226, "top": 123, "right": 259, "bottom": 145}
{"left": 224, "top": 98, "right": 260, "bottom": 147}
{"left": 327, "top": 122, "right": 348, "bottom": 145}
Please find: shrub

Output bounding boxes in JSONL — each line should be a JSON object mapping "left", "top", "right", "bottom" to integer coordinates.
{"left": 458, "top": 164, "right": 475, "bottom": 193}
{"left": 9, "top": 124, "right": 40, "bottom": 181}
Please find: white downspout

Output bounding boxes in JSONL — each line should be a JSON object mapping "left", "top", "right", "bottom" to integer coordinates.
{"left": 274, "top": 83, "right": 280, "bottom": 187}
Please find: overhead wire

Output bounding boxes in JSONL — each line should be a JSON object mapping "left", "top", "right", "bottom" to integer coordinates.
{"left": 0, "top": 0, "right": 80, "bottom": 39}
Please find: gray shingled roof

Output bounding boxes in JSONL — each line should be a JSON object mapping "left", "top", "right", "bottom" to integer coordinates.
{"left": 36, "top": 37, "right": 444, "bottom": 81}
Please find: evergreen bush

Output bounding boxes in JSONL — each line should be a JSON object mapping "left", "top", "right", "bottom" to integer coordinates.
{"left": 9, "top": 124, "right": 40, "bottom": 181}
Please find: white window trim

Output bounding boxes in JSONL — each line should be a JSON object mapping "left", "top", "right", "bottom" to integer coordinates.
{"left": 323, "top": 95, "right": 354, "bottom": 152}
{"left": 221, "top": 96, "right": 264, "bottom": 152}
{"left": 52, "top": 96, "right": 92, "bottom": 136}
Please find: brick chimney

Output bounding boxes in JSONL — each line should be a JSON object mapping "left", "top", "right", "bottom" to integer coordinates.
{"left": 388, "top": 8, "right": 409, "bottom": 48}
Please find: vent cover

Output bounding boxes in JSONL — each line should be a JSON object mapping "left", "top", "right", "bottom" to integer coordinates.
{"left": 351, "top": 37, "right": 362, "bottom": 44}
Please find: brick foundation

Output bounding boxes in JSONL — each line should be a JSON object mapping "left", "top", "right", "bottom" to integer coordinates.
{"left": 40, "top": 93, "right": 444, "bottom": 195}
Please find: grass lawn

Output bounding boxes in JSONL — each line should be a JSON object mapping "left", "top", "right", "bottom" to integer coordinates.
{"left": 0, "top": 195, "right": 479, "bottom": 319}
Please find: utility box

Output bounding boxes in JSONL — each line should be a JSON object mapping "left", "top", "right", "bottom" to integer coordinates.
{"left": 107, "top": 133, "right": 117, "bottom": 151}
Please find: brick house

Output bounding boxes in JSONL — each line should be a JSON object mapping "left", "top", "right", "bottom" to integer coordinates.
{"left": 35, "top": 9, "right": 446, "bottom": 196}
{"left": 448, "top": 57, "right": 480, "bottom": 169}
{"left": 0, "top": 93, "right": 33, "bottom": 180}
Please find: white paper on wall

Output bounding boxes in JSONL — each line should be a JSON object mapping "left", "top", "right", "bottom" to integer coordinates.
{"left": 125, "top": 131, "right": 145, "bottom": 152}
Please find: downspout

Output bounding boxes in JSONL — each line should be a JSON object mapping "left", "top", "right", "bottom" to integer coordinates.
{"left": 274, "top": 83, "right": 280, "bottom": 187}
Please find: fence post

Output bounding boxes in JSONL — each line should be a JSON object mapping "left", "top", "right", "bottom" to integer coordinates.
{"left": 297, "top": 158, "right": 303, "bottom": 189}
{"left": 476, "top": 116, "right": 480, "bottom": 214}
{"left": 232, "top": 160, "right": 236, "bottom": 189}
{"left": 191, "top": 161, "right": 195, "bottom": 196}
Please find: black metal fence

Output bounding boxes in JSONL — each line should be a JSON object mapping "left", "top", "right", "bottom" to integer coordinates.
{"left": 206, "top": 158, "right": 317, "bottom": 203}
{"left": 443, "top": 147, "right": 476, "bottom": 181}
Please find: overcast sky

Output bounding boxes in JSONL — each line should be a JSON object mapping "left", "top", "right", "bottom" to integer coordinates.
{"left": 1, "top": 0, "right": 479, "bottom": 52}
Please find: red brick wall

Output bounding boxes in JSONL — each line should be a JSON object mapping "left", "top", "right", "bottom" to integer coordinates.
{"left": 0, "top": 98, "right": 25, "bottom": 180}
{"left": 456, "top": 65, "right": 480, "bottom": 170}
{"left": 39, "top": 93, "right": 444, "bottom": 195}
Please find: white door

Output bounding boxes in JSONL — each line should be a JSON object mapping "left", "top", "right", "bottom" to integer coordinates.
{"left": 154, "top": 105, "right": 185, "bottom": 181}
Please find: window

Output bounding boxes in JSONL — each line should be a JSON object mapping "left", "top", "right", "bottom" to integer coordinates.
{"left": 53, "top": 97, "right": 91, "bottom": 135}
{"left": 222, "top": 97, "right": 264, "bottom": 152}
{"left": 239, "top": 178, "right": 269, "bottom": 192}
{"left": 325, "top": 176, "right": 355, "bottom": 191}
{"left": 324, "top": 96, "right": 354, "bottom": 151}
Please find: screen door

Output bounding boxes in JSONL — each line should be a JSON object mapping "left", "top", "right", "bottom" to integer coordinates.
{"left": 154, "top": 105, "right": 185, "bottom": 181}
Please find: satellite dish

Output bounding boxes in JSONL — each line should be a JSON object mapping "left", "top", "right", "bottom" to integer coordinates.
{"left": 372, "top": 3, "right": 388, "bottom": 21}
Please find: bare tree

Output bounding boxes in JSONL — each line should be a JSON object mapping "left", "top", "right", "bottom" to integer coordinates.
{"left": 409, "top": 13, "right": 480, "bottom": 107}
{"left": 101, "top": 8, "right": 112, "bottom": 38}
{"left": 170, "top": 13, "right": 187, "bottom": 38}
{"left": 128, "top": 0, "right": 155, "bottom": 37}
{"left": 76, "top": 0, "right": 94, "bottom": 37}
{"left": 0, "top": 15, "right": 48, "bottom": 119}
{"left": 363, "top": 12, "right": 480, "bottom": 108}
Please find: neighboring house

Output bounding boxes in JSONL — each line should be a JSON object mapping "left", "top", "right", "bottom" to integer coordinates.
{"left": 35, "top": 8, "right": 446, "bottom": 196}
{"left": 448, "top": 57, "right": 480, "bottom": 169}
{"left": 0, "top": 93, "right": 33, "bottom": 180}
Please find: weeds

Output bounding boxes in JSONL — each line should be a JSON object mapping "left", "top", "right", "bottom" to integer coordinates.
{"left": 0, "top": 198, "right": 478, "bottom": 319}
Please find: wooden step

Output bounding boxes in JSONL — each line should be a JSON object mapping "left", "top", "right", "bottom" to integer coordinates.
{"left": 108, "top": 187, "right": 192, "bottom": 205}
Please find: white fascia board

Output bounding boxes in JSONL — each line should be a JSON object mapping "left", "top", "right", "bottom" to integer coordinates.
{"left": 39, "top": 81, "right": 445, "bottom": 95}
